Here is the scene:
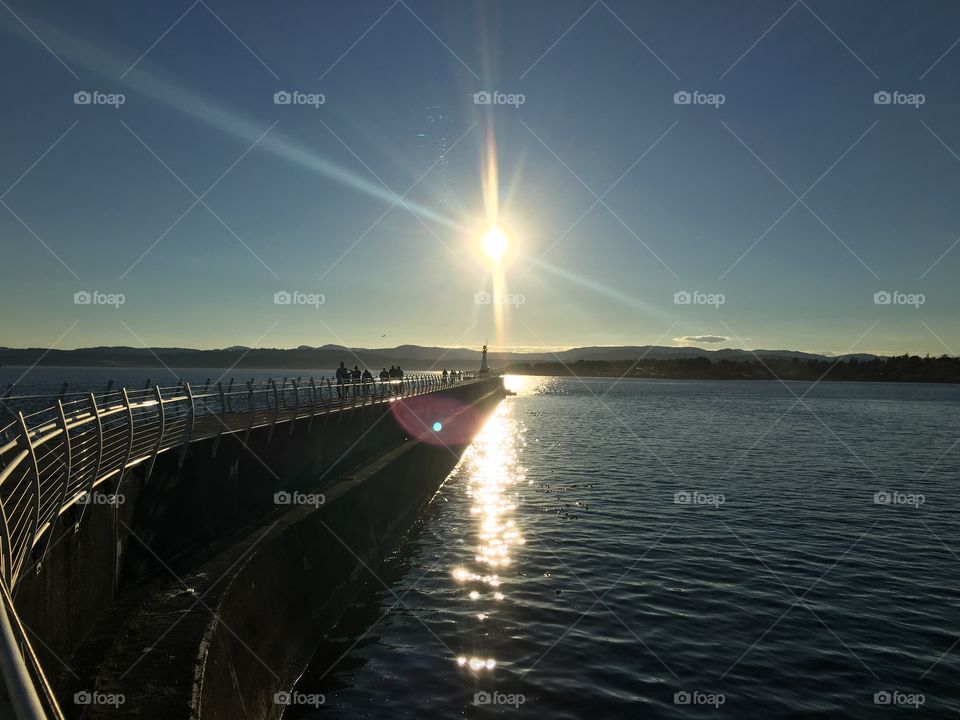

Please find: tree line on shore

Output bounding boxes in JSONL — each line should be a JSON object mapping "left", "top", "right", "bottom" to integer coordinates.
{"left": 504, "top": 354, "right": 960, "bottom": 383}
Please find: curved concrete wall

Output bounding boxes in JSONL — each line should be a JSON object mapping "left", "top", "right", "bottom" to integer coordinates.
{"left": 12, "top": 379, "right": 502, "bottom": 718}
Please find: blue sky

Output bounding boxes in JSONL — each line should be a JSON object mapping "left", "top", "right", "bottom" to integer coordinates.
{"left": 1, "top": 0, "right": 959, "bottom": 356}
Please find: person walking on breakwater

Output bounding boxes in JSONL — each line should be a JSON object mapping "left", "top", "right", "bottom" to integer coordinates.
{"left": 362, "top": 368, "right": 373, "bottom": 395}
{"left": 442, "top": 368, "right": 448, "bottom": 385}
{"left": 351, "top": 365, "right": 362, "bottom": 397}
{"left": 396, "top": 365, "right": 405, "bottom": 393}
{"left": 336, "top": 362, "right": 348, "bottom": 399}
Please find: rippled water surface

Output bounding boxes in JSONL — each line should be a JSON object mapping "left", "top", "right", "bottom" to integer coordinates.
{"left": 291, "top": 377, "right": 960, "bottom": 719}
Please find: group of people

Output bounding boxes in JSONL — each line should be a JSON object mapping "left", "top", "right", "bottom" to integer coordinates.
{"left": 333, "top": 362, "right": 466, "bottom": 399}
{"left": 335, "top": 362, "right": 405, "bottom": 398}
{"left": 440, "top": 369, "right": 464, "bottom": 384}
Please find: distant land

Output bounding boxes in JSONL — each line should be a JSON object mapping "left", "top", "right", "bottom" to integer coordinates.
{"left": 1, "top": 345, "right": 957, "bottom": 382}
{"left": 506, "top": 356, "right": 960, "bottom": 383}
{"left": 0, "top": 344, "right": 887, "bottom": 371}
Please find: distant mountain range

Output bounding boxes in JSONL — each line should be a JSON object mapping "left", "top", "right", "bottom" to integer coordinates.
{"left": 0, "top": 344, "right": 884, "bottom": 370}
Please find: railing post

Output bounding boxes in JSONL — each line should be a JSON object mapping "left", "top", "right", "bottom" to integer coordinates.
{"left": 226, "top": 378, "right": 235, "bottom": 413}
{"left": 76, "top": 394, "right": 103, "bottom": 531}
{"left": 308, "top": 377, "right": 318, "bottom": 431}
{"left": 144, "top": 387, "right": 164, "bottom": 484}
{"left": 16, "top": 413, "right": 40, "bottom": 580}
{"left": 289, "top": 379, "right": 300, "bottom": 436}
{"left": 38, "top": 400, "right": 72, "bottom": 572}
{"left": 0, "top": 483, "right": 12, "bottom": 586}
{"left": 212, "top": 381, "right": 226, "bottom": 458}
{"left": 178, "top": 383, "right": 195, "bottom": 470}
{"left": 243, "top": 380, "right": 255, "bottom": 446}
{"left": 268, "top": 379, "right": 280, "bottom": 442}
{"left": 112, "top": 388, "right": 135, "bottom": 596}
{"left": 118, "top": 388, "right": 134, "bottom": 491}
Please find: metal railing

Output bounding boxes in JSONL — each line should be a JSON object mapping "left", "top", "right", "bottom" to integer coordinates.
{"left": 0, "top": 370, "right": 482, "bottom": 720}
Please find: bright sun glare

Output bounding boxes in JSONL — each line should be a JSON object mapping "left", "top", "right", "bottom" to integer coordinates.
{"left": 481, "top": 226, "right": 509, "bottom": 261}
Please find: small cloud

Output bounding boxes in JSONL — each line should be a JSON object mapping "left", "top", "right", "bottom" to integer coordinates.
{"left": 674, "top": 335, "right": 729, "bottom": 345}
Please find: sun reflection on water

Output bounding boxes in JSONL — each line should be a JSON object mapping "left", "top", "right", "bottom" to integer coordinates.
{"left": 451, "top": 395, "right": 526, "bottom": 673}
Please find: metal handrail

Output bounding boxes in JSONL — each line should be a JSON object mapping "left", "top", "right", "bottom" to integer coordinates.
{"left": 0, "top": 370, "right": 482, "bottom": 720}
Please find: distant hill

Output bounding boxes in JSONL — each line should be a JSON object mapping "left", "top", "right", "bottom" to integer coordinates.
{"left": 0, "top": 344, "right": 887, "bottom": 371}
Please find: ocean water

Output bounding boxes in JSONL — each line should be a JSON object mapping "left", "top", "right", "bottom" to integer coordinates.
{"left": 289, "top": 376, "right": 960, "bottom": 719}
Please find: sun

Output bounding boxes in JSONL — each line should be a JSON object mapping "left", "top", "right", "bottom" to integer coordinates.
{"left": 481, "top": 226, "right": 509, "bottom": 261}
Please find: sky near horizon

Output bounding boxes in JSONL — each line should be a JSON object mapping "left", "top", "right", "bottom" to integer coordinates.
{"left": 1, "top": 1, "right": 959, "bottom": 357}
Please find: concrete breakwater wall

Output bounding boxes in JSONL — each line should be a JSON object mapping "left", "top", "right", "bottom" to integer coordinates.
{"left": 12, "top": 378, "right": 503, "bottom": 718}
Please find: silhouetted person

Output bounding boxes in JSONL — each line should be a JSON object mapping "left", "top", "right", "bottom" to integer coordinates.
{"left": 335, "top": 361, "right": 348, "bottom": 399}
{"left": 442, "top": 368, "right": 448, "bottom": 385}
{"left": 362, "top": 368, "right": 373, "bottom": 395}
{"left": 351, "top": 365, "right": 361, "bottom": 396}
